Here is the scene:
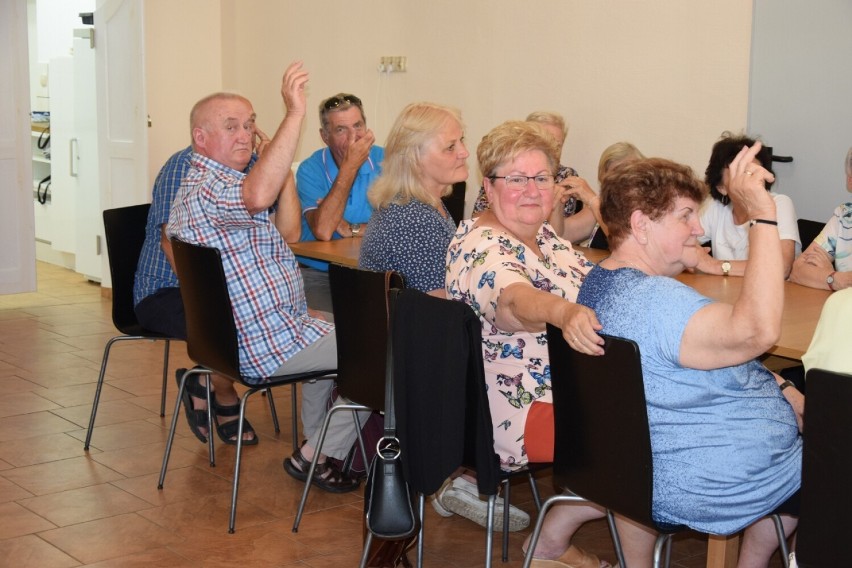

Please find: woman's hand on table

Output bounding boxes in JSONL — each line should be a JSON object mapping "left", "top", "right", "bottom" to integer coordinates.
{"left": 557, "top": 302, "right": 605, "bottom": 356}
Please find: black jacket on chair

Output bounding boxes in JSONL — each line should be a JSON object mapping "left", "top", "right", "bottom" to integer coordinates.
{"left": 392, "top": 288, "right": 500, "bottom": 496}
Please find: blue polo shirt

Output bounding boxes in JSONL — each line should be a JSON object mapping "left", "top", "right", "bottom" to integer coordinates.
{"left": 295, "top": 145, "right": 384, "bottom": 270}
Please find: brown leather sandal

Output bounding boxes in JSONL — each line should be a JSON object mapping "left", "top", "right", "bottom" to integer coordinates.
{"left": 283, "top": 447, "right": 360, "bottom": 494}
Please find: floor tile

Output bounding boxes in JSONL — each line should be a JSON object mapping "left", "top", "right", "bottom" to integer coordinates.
{"left": 0, "top": 534, "right": 80, "bottom": 568}
{"left": 18, "top": 483, "right": 154, "bottom": 526}
{"left": 1, "top": 456, "right": 124, "bottom": 496}
{"left": 39, "top": 512, "right": 184, "bottom": 565}
{"left": 0, "top": 431, "right": 89, "bottom": 467}
{"left": 0, "top": 501, "right": 56, "bottom": 539}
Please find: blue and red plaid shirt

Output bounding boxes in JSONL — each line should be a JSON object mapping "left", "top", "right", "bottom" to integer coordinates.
{"left": 167, "top": 152, "right": 333, "bottom": 380}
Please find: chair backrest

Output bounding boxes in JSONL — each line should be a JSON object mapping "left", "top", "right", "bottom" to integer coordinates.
{"left": 441, "top": 181, "right": 467, "bottom": 226}
{"left": 170, "top": 239, "right": 242, "bottom": 380}
{"left": 102, "top": 203, "right": 152, "bottom": 335}
{"left": 546, "top": 326, "right": 657, "bottom": 529}
{"left": 797, "top": 219, "right": 825, "bottom": 252}
{"left": 329, "top": 263, "right": 404, "bottom": 411}
{"left": 391, "top": 287, "right": 500, "bottom": 496}
{"left": 796, "top": 368, "right": 852, "bottom": 567}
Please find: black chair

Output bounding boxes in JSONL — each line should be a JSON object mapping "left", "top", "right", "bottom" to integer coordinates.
{"left": 391, "top": 289, "right": 547, "bottom": 568}
{"left": 158, "top": 239, "right": 336, "bottom": 533}
{"left": 795, "top": 368, "right": 852, "bottom": 567}
{"left": 84, "top": 204, "right": 182, "bottom": 451}
{"left": 442, "top": 181, "right": 467, "bottom": 225}
{"left": 797, "top": 219, "right": 825, "bottom": 252}
{"left": 523, "top": 329, "right": 789, "bottom": 568}
{"left": 291, "top": 263, "right": 404, "bottom": 532}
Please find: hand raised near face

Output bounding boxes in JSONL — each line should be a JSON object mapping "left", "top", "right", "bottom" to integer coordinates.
{"left": 726, "top": 142, "right": 777, "bottom": 220}
{"left": 281, "top": 61, "right": 309, "bottom": 117}
{"left": 342, "top": 129, "right": 375, "bottom": 169}
{"left": 561, "top": 176, "right": 598, "bottom": 204}
{"left": 254, "top": 125, "right": 271, "bottom": 157}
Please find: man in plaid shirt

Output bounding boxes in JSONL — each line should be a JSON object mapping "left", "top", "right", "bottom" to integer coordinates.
{"left": 167, "top": 62, "right": 363, "bottom": 492}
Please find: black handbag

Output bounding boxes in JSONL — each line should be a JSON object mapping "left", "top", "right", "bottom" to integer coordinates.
{"left": 360, "top": 288, "right": 417, "bottom": 567}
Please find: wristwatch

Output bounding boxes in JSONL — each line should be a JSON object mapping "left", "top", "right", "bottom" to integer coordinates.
{"left": 721, "top": 261, "right": 731, "bottom": 277}
{"left": 349, "top": 223, "right": 362, "bottom": 237}
{"left": 826, "top": 271, "right": 837, "bottom": 291}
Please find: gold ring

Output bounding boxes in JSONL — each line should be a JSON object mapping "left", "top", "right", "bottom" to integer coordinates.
{"left": 572, "top": 336, "right": 579, "bottom": 343}
{"left": 745, "top": 170, "right": 754, "bottom": 176}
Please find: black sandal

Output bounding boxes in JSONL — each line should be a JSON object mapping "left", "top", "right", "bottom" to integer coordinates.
{"left": 175, "top": 368, "right": 210, "bottom": 444}
{"left": 212, "top": 399, "right": 258, "bottom": 446}
{"left": 282, "top": 446, "right": 360, "bottom": 494}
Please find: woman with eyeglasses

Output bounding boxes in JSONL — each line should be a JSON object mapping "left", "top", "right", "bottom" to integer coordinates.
{"left": 472, "top": 111, "right": 603, "bottom": 245}
{"left": 446, "top": 120, "right": 610, "bottom": 568}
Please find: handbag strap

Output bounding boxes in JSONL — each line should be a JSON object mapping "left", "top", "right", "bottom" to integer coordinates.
{"left": 383, "top": 284, "right": 400, "bottom": 439}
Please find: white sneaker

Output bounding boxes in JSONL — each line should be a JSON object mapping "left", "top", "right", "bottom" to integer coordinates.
{"left": 430, "top": 477, "right": 455, "bottom": 517}
{"left": 439, "top": 477, "right": 530, "bottom": 532}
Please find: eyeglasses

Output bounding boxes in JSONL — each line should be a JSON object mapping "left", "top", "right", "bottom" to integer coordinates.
{"left": 488, "top": 174, "right": 555, "bottom": 190}
{"left": 322, "top": 94, "right": 362, "bottom": 111}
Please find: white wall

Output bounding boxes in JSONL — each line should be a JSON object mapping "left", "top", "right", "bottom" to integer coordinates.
{"left": 144, "top": 0, "right": 223, "bottom": 183}
{"left": 138, "top": 1, "right": 755, "bottom": 213}
{"left": 209, "top": 0, "right": 753, "bottom": 215}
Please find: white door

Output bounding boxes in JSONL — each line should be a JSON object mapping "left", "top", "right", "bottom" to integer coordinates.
{"left": 71, "top": 30, "right": 102, "bottom": 279}
{"left": 0, "top": 0, "right": 37, "bottom": 295}
{"left": 94, "top": 0, "right": 148, "bottom": 287}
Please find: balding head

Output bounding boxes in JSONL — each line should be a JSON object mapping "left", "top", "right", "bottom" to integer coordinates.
{"left": 189, "top": 93, "right": 256, "bottom": 171}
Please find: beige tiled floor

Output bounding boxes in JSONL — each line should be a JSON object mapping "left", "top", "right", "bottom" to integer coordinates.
{"left": 0, "top": 262, "right": 782, "bottom": 567}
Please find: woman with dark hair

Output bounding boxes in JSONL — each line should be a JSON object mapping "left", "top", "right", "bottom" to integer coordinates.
{"left": 699, "top": 131, "right": 800, "bottom": 278}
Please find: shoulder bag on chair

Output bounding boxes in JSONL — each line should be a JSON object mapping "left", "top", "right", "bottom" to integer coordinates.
{"left": 361, "top": 287, "right": 417, "bottom": 568}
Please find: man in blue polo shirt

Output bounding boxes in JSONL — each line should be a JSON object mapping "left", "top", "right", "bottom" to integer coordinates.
{"left": 296, "top": 93, "right": 384, "bottom": 311}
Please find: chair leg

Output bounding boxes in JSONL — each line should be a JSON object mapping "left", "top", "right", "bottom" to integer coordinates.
{"left": 526, "top": 471, "right": 543, "bottom": 511}
{"left": 291, "top": 383, "right": 299, "bottom": 451}
{"left": 292, "top": 402, "right": 369, "bottom": 532}
{"left": 502, "top": 479, "right": 511, "bottom": 562}
{"left": 159, "top": 367, "right": 192, "bottom": 489}
{"left": 228, "top": 387, "right": 260, "bottom": 533}
{"left": 265, "top": 388, "right": 280, "bottom": 433}
{"left": 416, "top": 493, "right": 425, "bottom": 568}
{"left": 84, "top": 335, "right": 137, "bottom": 450}
{"left": 485, "top": 494, "right": 496, "bottom": 568}
{"left": 359, "top": 532, "right": 374, "bottom": 568}
{"left": 521, "top": 494, "right": 586, "bottom": 568}
{"left": 652, "top": 533, "right": 673, "bottom": 568}
{"left": 159, "top": 339, "right": 171, "bottom": 417}
{"left": 204, "top": 373, "right": 215, "bottom": 467}
{"left": 605, "top": 510, "right": 627, "bottom": 568}
{"left": 351, "top": 410, "right": 368, "bottom": 476}
{"left": 771, "top": 514, "right": 790, "bottom": 568}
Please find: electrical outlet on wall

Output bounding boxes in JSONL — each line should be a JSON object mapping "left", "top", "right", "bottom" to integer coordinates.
{"left": 378, "top": 56, "right": 407, "bottom": 73}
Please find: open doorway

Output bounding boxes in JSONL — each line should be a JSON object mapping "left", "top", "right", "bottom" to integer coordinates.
{"left": 27, "top": 0, "right": 100, "bottom": 277}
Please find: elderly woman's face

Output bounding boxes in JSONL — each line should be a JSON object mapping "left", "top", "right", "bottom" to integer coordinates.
{"left": 486, "top": 149, "right": 555, "bottom": 232}
{"left": 644, "top": 196, "right": 705, "bottom": 275}
{"left": 419, "top": 118, "right": 469, "bottom": 194}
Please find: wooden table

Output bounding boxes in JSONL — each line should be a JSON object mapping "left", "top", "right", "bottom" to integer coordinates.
{"left": 289, "top": 238, "right": 362, "bottom": 267}
{"left": 289, "top": 240, "right": 826, "bottom": 568}
{"left": 289, "top": 241, "right": 829, "bottom": 359}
